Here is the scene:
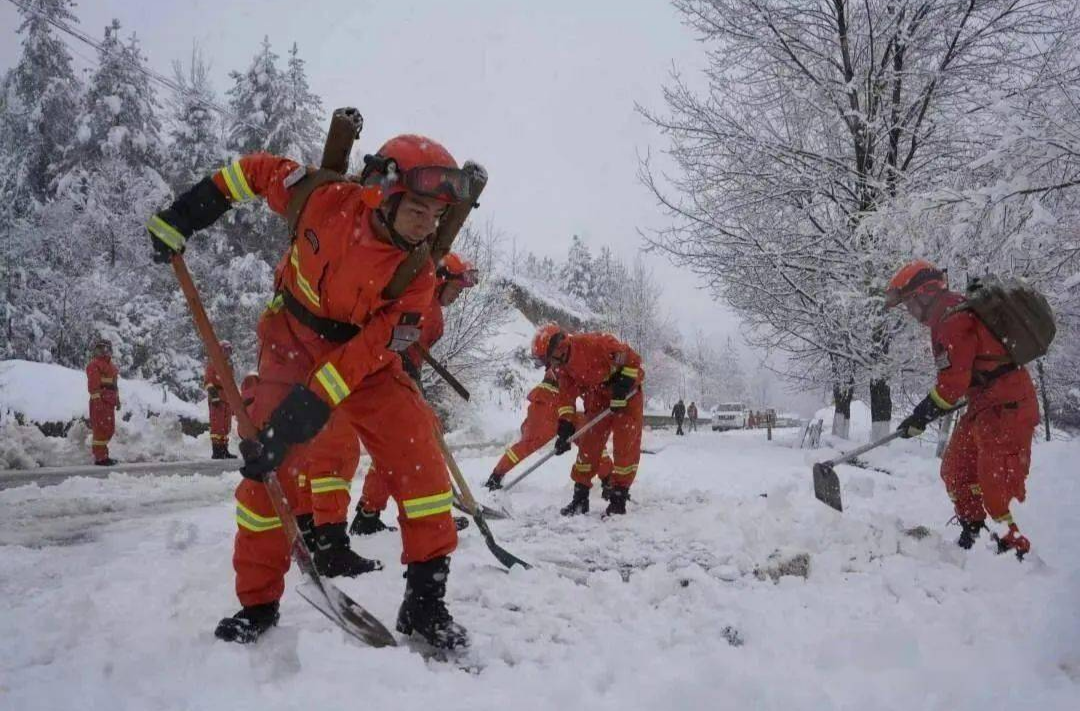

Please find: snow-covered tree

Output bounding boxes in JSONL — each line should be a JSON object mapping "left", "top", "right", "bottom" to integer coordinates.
{"left": 560, "top": 234, "right": 596, "bottom": 305}
{"left": 165, "top": 47, "right": 223, "bottom": 188}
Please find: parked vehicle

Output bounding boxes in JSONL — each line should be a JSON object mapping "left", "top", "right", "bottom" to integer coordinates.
{"left": 711, "top": 402, "right": 748, "bottom": 431}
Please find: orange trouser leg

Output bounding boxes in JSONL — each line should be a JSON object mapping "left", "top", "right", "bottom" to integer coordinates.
{"left": 975, "top": 399, "right": 1039, "bottom": 524}
{"left": 340, "top": 366, "right": 457, "bottom": 564}
{"left": 940, "top": 411, "right": 983, "bottom": 522}
{"left": 597, "top": 453, "right": 613, "bottom": 482}
{"left": 209, "top": 402, "right": 232, "bottom": 445}
{"left": 290, "top": 411, "right": 360, "bottom": 525}
{"left": 90, "top": 400, "right": 115, "bottom": 461}
{"left": 359, "top": 463, "right": 392, "bottom": 512}
{"left": 610, "top": 391, "right": 644, "bottom": 488}
{"left": 572, "top": 410, "right": 613, "bottom": 487}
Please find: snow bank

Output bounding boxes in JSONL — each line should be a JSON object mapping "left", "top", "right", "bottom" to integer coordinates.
{"left": 814, "top": 399, "right": 872, "bottom": 439}
{"left": 0, "top": 359, "right": 201, "bottom": 423}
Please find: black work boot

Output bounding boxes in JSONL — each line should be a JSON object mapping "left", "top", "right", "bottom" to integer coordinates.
{"left": 349, "top": 507, "right": 396, "bottom": 536}
{"left": 94, "top": 457, "right": 118, "bottom": 466}
{"left": 600, "top": 478, "right": 612, "bottom": 500}
{"left": 212, "top": 443, "right": 237, "bottom": 459}
{"left": 956, "top": 518, "right": 988, "bottom": 550}
{"left": 313, "top": 522, "right": 382, "bottom": 577}
{"left": 604, "top": 485, "right": 629, "bottom": 516}
{"left": 296, "top": 513, "right": 318, "bottom": 551}
{"left": 396, "top": 556, "right": 469, "bottom": 650}
{"left": 560, "top": 483, "right": 590, "bottom": 516}
{"left": 214, "top": 602, "right": 280, "bottom": 644}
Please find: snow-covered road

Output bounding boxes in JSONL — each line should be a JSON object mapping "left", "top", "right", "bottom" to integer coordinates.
{"left": 2, "top": 429, "right": 1078, "bottom": 710}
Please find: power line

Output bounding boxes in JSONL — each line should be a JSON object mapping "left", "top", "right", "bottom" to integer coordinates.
{"left": 3, "top": 0, "right": 265, "bottom": 134}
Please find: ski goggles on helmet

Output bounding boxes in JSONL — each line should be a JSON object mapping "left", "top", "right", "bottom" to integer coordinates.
{"left": 404, "top": 165, "right": 474, "bottom": 204}
{"left": 436, "top": 264, "right": 480, "bottom": 287}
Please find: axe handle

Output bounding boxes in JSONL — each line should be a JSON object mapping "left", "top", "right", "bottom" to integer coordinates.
{"left": 418, "top": 344, "right": 470, "bottom": 401}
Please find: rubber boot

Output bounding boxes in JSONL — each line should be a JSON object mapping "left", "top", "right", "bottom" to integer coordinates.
{"left": 94, "top": 457, "right": 118, "bottom": 467}
{"left": 396, "top": 556, "right": 469, "bottom": 650}
{"left": 560, "top": 483, "right": 590, "bottom": 516}
{"left": 349, "top": 506, "right": 396, "bottom": 536}
{"left": 313, "top": 522, "right": 382, "bottom": 577}
{"left": 956, "top": 518, "right": 988, "bottom": 550}
{"left": 296, "top": 513, "right": 318, "bottom": 550}
{"left": 212, "top": 443, "right": 238, "bottom": 460}
{"left": 214, "top": 601, "right": 279, "bottom": 644}
{"left": 993, "top": 524, "right": 1031, "bottom": 561}
{"left": 600, "top": 478, "right": 612, "bottom": 501}
{"left": 604, "top": 485, "right": 629, "bottom": 516}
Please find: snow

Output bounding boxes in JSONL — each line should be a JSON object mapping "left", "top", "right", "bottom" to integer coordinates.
{"left": 2, "top": 427, "right": 1077, "bottom": 709}
{"left": 102, "top": 94, "right": 123, "bottom": 115}
{"left": 0, "top": 359, "right": 201, "bottom": 424}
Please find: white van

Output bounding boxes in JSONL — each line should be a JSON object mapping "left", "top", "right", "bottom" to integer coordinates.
{"left": 711, "top": 402, "right": 748, "bottom": 431}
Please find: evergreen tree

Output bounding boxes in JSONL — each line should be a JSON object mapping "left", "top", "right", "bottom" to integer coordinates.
{"left": 279, "top": 43, "right": 324, "bottom": 165}
{"left": 225, "top": 37, "right": 287, "bottom": 156}
{"left": 560, "top": 234, "right": 596, "bottom": 304}
{"left": 166, "top": 48, "right": 223, "bottom": 188}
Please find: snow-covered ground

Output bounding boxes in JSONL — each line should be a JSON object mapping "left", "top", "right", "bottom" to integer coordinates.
{"left": 2, "top": 426, "right": 1077, "bottom": 710}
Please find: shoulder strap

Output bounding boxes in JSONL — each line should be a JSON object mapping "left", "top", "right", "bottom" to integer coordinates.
{"left": 285, "top": 168, "right": 351, "bottom": 237}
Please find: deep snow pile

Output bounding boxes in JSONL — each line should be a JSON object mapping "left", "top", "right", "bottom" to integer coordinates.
{"left": 1, "top": 427, "right": 1077, "bottom": 710}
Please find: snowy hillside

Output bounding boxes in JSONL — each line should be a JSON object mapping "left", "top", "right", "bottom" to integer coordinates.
{"left": 1, "top": 428, "right": 1077, "bottom": 709}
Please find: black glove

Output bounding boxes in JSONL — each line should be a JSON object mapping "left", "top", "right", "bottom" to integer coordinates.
{"left": 609, "top": 369, "right": 635, "bottom": 411}
{"left": 146, "top": 177, "right": 231, "bottom": 265}
{"left": 554, "top": 418, "right": 575, "bottom": 455}
{"left": 240, "top": 385, "right": 332, "bottom": 481}
{"left": 897, "top": 395, "right": 948, "bottom": 439}
{"left": 484, "top": 472, "right": 504, "bottom": 491}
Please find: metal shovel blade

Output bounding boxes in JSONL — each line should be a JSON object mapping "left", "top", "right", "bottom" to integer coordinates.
{"left": 812, "top": 462, "right": 843, "bottom": 512}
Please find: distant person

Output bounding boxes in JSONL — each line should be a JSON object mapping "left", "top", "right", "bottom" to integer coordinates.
{"left": 86, "top": 338, "right": 120, "bottom": 466}
{"left": 687, "top": 401, "right": 699, "bottom": 432}
{"left": 205, "top": 341, "right": 238, "bottom": 459}
{"left": 672, "top": 398, "right": 686, "bottom": 435}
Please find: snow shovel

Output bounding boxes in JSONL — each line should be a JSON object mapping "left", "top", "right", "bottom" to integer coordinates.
{"left": 434, "top": 429, "right": 531, "bottom": 570}
{"left": 501, "top": 408, "right": 614, "bottom": 492}
{"left": 812, "top": 430, "right": 904, "bottom": 512}
{"left": 171, "top": 255, "right": 396, "bottom": 648}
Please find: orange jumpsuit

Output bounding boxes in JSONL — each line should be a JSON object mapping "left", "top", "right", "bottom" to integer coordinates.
{"left": 359, "top": 295, "right": 444, "bottom": 513}
{"left": 205, "top": 363, "right": 233, "bottom": 448}
{"left": 553, "top": 333, "right": 644, "bottom": 489}
{"left": 86, "top": 355, "right": 119, "bottom": 462}
{"left": 210, "top": 154, "right": 456, "bottom": 608}
{"left": 931, "top": 293, "right": 1040, "bottom": 526}
{"left": 492, "top": 373, "right": 613, "bottom": 481}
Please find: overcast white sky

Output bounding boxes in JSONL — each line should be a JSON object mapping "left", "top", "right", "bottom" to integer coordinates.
{"left": 0, "top": 0, "right": 749, "bottom": 348}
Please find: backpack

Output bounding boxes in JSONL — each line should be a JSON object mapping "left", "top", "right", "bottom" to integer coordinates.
{"left": 953, "top": 275, "right": 1056, "bottom": 365}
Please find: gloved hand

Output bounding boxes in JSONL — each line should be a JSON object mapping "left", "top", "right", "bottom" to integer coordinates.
{"left": 146, "top": 177, "right": 231, "bottom": 265}
{"left": 897, "top": 395, "right": 948, "bottom": 439}
{"left": 484, "top": 472, "right": 504, "bottom": 491}
{"left": 240, "top": 385, "right": 331, "bottom": 481}
{"left": 609, "top": 369, "right": 636, "bottom": 411}
{"left": 554, "top": 418, "right": 575, "bottom": 455}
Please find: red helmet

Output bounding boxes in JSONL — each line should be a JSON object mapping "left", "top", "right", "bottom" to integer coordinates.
{"left": 884, "top": 260, "right": 947, "bottom": 308}
{"left": 531, "top": 323, "right": 566, "bottom": 367}
{"left": 361, "top": 134, "right": 470, "bottom": 206}
{"left": 436, "top": 252, "right": 478, "bottom": 287}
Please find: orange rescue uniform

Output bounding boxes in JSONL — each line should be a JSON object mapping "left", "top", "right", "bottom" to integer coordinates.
{"left": 205, "top": 362, "right": 233, "bottom": 447}
{"left": 86, "top": 354, "right": 119, "bottom": 462}
{"left": 553, "top": 333, "right": 644, "bottom": 489}
{"left": 930, "top": 293, "right": 1040, "bottom": 526}
{"left": 210, "top": 154, "right": 456, "bottom": 608}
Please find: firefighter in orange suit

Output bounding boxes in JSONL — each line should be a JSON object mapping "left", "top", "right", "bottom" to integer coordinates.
{"left": 529, "top": 324, "right": 644, "bottom": 516}
{"left": 147, "top": 134, "right": 477, "bottom": 648}
{"left": 350, "top": 253, "right": 477, "bottom": 536}
{"left": 86, "top": 338, "right": 120, "bottom": 466}
{"left": 886, "top": 260, "right": 1040, "bottom": 559}
{"left": 482, "top": 371, "right": 614, "bottom": 495}
{"left": 205, "top": 341, "right": 238, "bottom": 459}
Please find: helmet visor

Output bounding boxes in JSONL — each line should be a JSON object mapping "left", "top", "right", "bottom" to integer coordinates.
{"left": 405, "top": 166, "right": 473, "bottom": 203}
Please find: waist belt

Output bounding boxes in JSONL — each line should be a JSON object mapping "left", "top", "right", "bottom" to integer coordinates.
{"left": 279, "top": 289, "right": 359, "bottom": 344}
{"left": 971, "top": 363, "right": 1018, "bottom": 387}
{"left": 100, "top": 383, "right": 118, "bottom": 391}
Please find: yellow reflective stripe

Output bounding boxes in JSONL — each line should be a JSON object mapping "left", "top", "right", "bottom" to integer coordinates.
{"left": 612, "top": 464, "right": 638, "bottom": 475}
{"left": 235, "top": 501, "right": 282, "bottom": 532}
{"left": 210, "top": 434, "right": 228, "bottom": 442}
{"left": 970, "top": 484, "right": 982, "bottom": 495}
{"left": 290, "top": 245, "right": 321, "bottom": 307}
{"left": 537, "top": 382, "right": 559, "bottom": 394}
{"left": 930, "top": 387, "right": 955, "bottom": 410}
{"left": 310, "top": 477, "right": 351, "bottom": 494}
{"left": 220, "top": 160, "right": 256, "bottom": 202}
{"left": 92, "top": 439, "right": 110, "bottom": 445}
{"left": 146, "top": 214, "right": 186, "bottom": 251}
{"left": 90, "top": 393, "right": 102, "bottom": 399}
{"left": 314, "top": 362, "right": 350, "bottom": 406}
{"left": 266, "top": 293, "right": 284, "bottom": 313}
{"left": 610, "top": 399, "right": 627, "bottom": 407}
{"left": 504, "top": 448, "right": 520, "bottom": 464}
{"left": 994, "top": 512, "right": 1014, "bottom": 525}
{"left": 573, "top": 462, "right": 592, "bottom": 472}
{"left": 100, "top": 377, "right": 114, "bottom": 383}
{"left": 620, "top": 367, "right": 639, "bottom": 378}
{"left": 402, "top": 490, "right": 453, "bottom": 519}
{"left": 557, "top": 406, "right": 575, "bottom": 417}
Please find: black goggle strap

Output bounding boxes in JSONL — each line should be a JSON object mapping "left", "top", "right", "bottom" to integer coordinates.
{"left": 896, "top": 268, "right": 946, "bottom": 301}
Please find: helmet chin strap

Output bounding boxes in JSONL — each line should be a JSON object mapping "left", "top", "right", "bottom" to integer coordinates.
{"left": 375, "top": 194, "right": 419, "bottom": 252}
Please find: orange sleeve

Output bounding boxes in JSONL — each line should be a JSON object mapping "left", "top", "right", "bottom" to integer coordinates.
{"left": 307, "top": 268, "right": 436, "bottom": 406}
{"left": 211, "top": 153, "right": 301, "bottom": 218}
{"left": 931, "top": 313, "right": 977, "bottom": 408}
{"left": 87, "top": 361, "right": 100, "bottom": 394}
{"left": 555, "top": 371, "right": 581, "bottom": 419}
